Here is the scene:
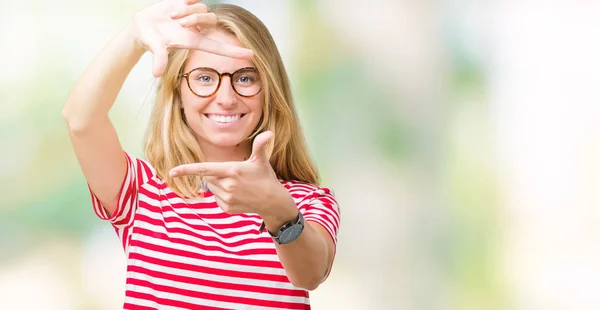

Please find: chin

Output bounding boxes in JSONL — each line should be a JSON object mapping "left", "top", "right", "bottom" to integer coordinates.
{"left": 202, "top": 132, "right": 251, "bottom": 148}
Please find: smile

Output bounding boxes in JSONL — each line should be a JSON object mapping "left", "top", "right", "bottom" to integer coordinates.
{"left": 205, "top": 113, "right": 246, "bottom": 124}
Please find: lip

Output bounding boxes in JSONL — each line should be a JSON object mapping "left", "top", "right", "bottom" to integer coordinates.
{"left": 204, "top": 113, "right": 247, "bottom": 117}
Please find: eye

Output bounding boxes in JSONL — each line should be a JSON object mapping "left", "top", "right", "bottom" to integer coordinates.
{"left": 236, "top": 75, "right": 255, "bottom": 84}
{"left": 196, "top": 75, "right": 214, "bottom": 83}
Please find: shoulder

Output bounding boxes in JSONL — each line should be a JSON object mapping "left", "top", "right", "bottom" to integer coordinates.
{"left": 125, "top": 152, "right": 158, "bottom": 180}
{"left": 280, "top": 180, "right": 336, "bottom": 202}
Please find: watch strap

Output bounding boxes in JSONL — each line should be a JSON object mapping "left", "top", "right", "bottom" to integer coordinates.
{"left": 258, "top": 211, "right": 304, "bottom": 237}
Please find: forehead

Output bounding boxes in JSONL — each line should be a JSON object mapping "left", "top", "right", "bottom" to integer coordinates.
{"left": 183, "top": 30, "right": 254, "bottom": 73}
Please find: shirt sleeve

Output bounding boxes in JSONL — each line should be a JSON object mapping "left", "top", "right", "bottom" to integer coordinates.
{"left": 297, "top": 185, "right": 341, "bottom": 246}
{"left": 295, "top": 184, "right": 341, "bottom": 282}
{"left": 88, "top": 152, "right": 154, "bottom": 247}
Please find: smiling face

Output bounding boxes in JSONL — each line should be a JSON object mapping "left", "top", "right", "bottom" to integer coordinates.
{"left": 179, "top": 30, "right": 264, "bottom": 159}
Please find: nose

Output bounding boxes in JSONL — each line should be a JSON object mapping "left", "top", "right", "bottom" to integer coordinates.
{"left": 215, "top": 76, "right": 236, "bottom": 108}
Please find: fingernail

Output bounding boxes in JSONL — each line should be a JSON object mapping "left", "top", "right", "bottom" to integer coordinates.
{"left": 170, "top": 11, "right": 178, "bottom": 18}
{"left": 169, "top": 170, "right": 178, "bottom": 177}
{"left": 179, "top": 18, "right": 188, "bottom": 26}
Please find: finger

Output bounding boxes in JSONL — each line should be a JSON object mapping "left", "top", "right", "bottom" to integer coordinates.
{"left": 195, "top": 35, "right": 254, "bottom": 60}
{"left": 168, "top": 35, "right": 254, "bottom": 59}
{"left": 177, "top": 13, "right": 217, "bottom": 29}
{"left": 205, "top": 177, "right": 225, "bottom": 195}
{"left": 249, "top": 131, "right": 274, "bottom": 162}
{"left": 204, "top": 175, "right": 220, "bottom": 188}
{"left": 213, "top": 196, "right": 234, "bottom": 214}
{"left": 170, "top": 3, "right": 208, "bottom": 19}
{"left": 170, "top": 162, "right": 233, "bottom": 178}
{"left": 205, "top": 182, "right": 234, "bottom": 211}
{"left": 148, "top": 38, "right": 168, "bottom": 77}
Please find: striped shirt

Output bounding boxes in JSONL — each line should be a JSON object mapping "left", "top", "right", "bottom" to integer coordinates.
{"left": 89, "top": 152, "right": 341, "bottom": 309}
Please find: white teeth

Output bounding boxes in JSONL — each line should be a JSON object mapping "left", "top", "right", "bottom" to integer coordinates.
{"left": 208, "top": 114, "right": 241, "bottom": 123}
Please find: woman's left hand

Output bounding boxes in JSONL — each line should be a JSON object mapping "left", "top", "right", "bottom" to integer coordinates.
{"left": 169, "top": 131, "right": 292, "bottom": 216}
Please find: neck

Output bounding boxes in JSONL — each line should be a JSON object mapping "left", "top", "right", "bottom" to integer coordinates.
{"left": 198, "top": 140, "right": 252, "bottom": 162}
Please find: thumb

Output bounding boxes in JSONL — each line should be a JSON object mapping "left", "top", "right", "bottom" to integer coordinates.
{"left": 249, "top": 131, "right": 274, "bottom": 163}
{"left": 149, "top": 40, "right": 168, "bottom": 77}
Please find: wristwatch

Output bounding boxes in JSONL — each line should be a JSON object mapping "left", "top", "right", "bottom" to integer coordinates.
{"left": 259, "top": 211, "right": 305, "bottom": 244}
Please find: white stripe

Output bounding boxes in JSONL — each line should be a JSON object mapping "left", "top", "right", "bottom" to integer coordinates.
{"left": 286, "top": 183, "right": 315, "bottom": 191}
{"left": 161, "top": 211, "right": 262, "bottom": 227}
{"left": 124, "top": 284, "right": 291, "bottom": 310}
{"left": 304, "top": 208, "right": 339, "bottom": 228}
{"left": 305, "top": 213, "right": 335, "bottom": 232}
{"left": 137, "top": 192, "right": 214, "bottom": 209}
{"left": 131, "top": 257, "right": 297, "bottom": 290}
{"left": 123, "top": 296, "right": 168, "bottom": 309}
{"left": 141, "top": 191, "right": 218, "bottom": 206}
{"left": 134, "top": 220, "right": 276, "bottom": 254}
{"left": 137, "top": 208, "right": 263, "bottom": 228}
{"left": 315, "top": 195, "right": 337, "bottom": 206}
{"left": 305, "top": 200, "right": 340, "bottom": 222}
{"left": 126, "top": 268, "right": 306, "bottom": 304}
{"left": 112, "top": 159, "right": 136, "bottom": 225}
{"left": 138, "top": 193, "right": 260, "bottom": 219}
{"left": 132, "top": 237, "right": 285, "bottom": 273}
{"left": 134, "top": 213, "right": 266, "bottom": 243}
{"left": 135, "top": 207, "right": 263, "bottom": 234}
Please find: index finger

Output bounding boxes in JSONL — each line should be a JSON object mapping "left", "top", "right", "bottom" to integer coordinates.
{"left": 169, "top": 35, "right": 254, "bottom": 60}
{"left": 197, "top": 36, "right": 254, "bottom": 59}
{"left": 169, "top": 162, "right": 232, "bottom": 178}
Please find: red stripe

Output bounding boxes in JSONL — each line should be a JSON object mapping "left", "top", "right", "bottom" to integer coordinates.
{"left": 128, "top": 249, "right": 288, "bottom": 282}
{"left": 134, "top": 225, "right": 276, "bottom": 256}
{"left": 127, "top": 278, "right": 308, "bottom": 309}
{"left": 135, "top": 202, "right": 261, "bottom": 231}
{"left": 125, "top": 291, "right": 229, "bottom": 310}
{"left": 146, "top": 200, "right": 262, "bottom": 220}
{"left": 303, "top": 204, "right": 339, "bottom": 230}
{"left": 123, "top": 302, "right": 160, "bottom": 310}
{"left": 136, "top": 157, "right": 145, "bottom": 184}
{"left": 138, "top": 201, "right": 264, "bottom": 231}
{"left": 112, "top": 155, "right": 136, "bottom": 226}
{"left": 156, "top": 213, "right": 260, "bottom": 238}
{"left": 135, "top": 214, "right": 271, "bottom": 248}
{"left": 121, "top": 226, "right": 130, "bottom": 250}
{"left": 127, "top": 264, "right": 306, "bottom": 297}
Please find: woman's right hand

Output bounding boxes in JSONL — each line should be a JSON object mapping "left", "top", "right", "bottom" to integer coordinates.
{"left": 130, "top": 0, "right": 253, "bottom": 77}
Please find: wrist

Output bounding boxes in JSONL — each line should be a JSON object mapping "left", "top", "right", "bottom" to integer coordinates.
{"left": 121, "top": 22, "right": 147, "bottom": 56}
{"left": 259, "top": 187, "right": 298, "bottom": 234}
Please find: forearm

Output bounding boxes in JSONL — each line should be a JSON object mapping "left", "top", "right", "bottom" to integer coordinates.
{"left": 276, "top": 222, "right": 330, "bottom": 290}
{"left": 62, "top": 23, "right": 145, "bottom": 130}
{"left": 261, "top": 193, "right": 332, "bottom": 290}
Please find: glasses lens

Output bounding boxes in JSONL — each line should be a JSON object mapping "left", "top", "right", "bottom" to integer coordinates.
{"left": 232, "top": 68, "right": 262, "bottom": 97}
{"left": 188, "top": 68, "right": 220, "bottom": 96}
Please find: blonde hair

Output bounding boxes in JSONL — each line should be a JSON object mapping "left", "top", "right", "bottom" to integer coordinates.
{"left": 144, "top": 4, "right": 319, "bottom": 198}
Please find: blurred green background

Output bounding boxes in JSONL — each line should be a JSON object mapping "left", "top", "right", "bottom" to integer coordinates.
{"left": 2, "top": 0, "right": 600, "bottom": 309}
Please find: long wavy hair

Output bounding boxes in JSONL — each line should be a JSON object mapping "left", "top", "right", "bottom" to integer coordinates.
{"left": 144, "top": 4, "right": 319, "bottom": 198}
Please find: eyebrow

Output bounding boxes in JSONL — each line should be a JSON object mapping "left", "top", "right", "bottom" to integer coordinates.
{"left": 185, "top": 66, "right": 258, "bottom": 73}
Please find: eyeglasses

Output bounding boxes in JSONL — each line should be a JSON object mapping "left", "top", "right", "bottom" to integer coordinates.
{"left": 180, "top": 67, "right": 263, "bottom": 98}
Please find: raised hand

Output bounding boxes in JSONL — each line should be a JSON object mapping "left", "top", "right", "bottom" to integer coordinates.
{"left": 130, "top": 0, "right": 253, "bottom": 77}
{"left": 169, "top": 131, "right": 292, "bottom": 216}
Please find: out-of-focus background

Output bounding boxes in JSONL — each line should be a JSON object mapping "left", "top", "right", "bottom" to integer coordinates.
{"left": 1, "top": 0, "right": 600, "bottom": 309}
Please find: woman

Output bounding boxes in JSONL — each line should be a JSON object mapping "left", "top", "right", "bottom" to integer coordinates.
{"left": 62, "top": 0, "right": 340, "bottom": 309}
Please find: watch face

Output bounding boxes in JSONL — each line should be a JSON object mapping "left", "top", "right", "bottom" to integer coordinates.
{"left": 279, "top": 224, "right": 303, "bottom": 244}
